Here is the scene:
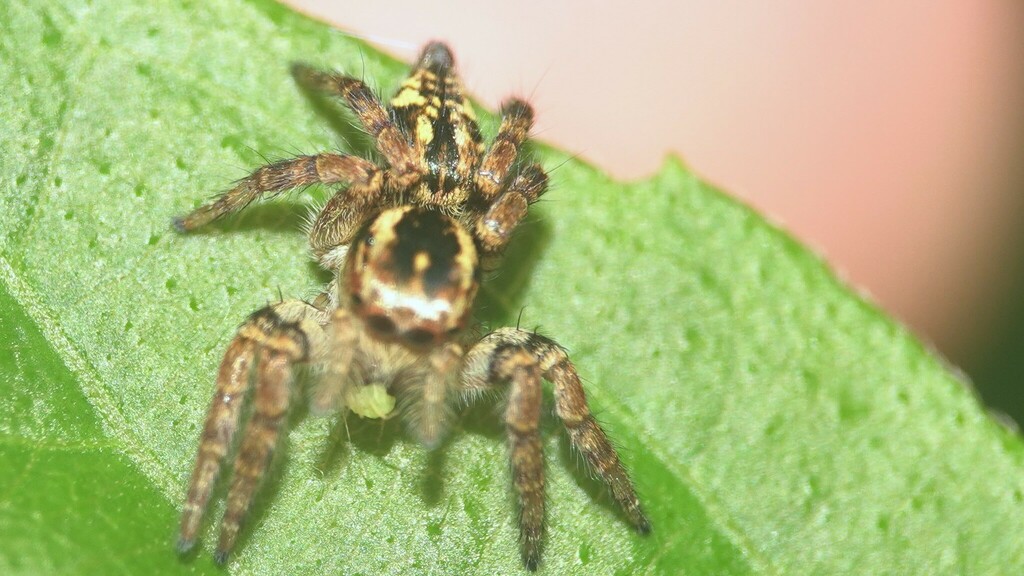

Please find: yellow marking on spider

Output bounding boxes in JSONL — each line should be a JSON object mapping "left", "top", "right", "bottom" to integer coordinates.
{"left": 361, "top": 205, "right": 406, "bottom": 259}
{"left": 452, "top": 220, "right": 479, "bottom": 293}
{"left": 416, "top": 115, "right": 434, "bottom": 145}
{"left": 391, "top": 86, "right": 427, "bottom": 108}
{"left": 414, "top": 251, "right": 431, "bottom": 273}
{"left": 454, "top": 125, "right": 471, "bottom": 147}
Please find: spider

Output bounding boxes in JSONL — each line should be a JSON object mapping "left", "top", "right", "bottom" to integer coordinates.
{"left": 173, "top": 42, "right": 649, "bottom": 571}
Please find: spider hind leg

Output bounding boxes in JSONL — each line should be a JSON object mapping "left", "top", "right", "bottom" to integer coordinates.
{"left": 475, "top": 98, "right": 535, "bottom": 202}
{"left": 474, "top": 162, "right": 548, "bottom": 258}
{"left": 291, "top": 63, "right": 421, "bottom": 187}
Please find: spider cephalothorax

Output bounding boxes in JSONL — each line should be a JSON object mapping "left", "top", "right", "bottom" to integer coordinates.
{"left": 345, "top": 205, "right": 480, "bottom": 349}
{"left": 174, "top": 42, "right": 648, "bottom": 571}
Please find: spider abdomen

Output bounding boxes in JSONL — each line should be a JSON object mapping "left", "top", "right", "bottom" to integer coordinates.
{"left": 391, "top": 42, "right": 483, "bottom": 208}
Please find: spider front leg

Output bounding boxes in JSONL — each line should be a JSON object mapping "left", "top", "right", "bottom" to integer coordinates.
{"left": 173, "top": 153, "right": 381, "bottom": 232}
{"left": 461, "top": 328, "right": 650, "bottom": 571}
{"left": 178, "top": 300, "right": 327, "bottom": 563}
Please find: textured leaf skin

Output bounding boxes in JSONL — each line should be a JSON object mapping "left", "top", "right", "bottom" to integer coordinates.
{"left": 1, "top": 0, "right": 1023, "bottom": 574}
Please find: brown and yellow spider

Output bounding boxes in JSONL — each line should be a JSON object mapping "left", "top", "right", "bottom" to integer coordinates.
{"left": 174, "top": 42, "right": 649, "bottom": 571}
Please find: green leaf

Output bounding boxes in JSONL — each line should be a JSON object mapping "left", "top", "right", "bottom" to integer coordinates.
{"left": 2, "top": 0, "right": 1023, "bottom": 574}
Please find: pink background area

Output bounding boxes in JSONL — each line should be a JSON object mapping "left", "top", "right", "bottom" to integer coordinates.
{"left": 284, "top": 0, "right": 1024, "bottom": 364}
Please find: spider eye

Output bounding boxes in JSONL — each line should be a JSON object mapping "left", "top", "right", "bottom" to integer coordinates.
{"left": 403, "top": 328, "right": 436, "bottom": 348}
{"left": 365, "top": 314, "right": 396, "bottom": 336}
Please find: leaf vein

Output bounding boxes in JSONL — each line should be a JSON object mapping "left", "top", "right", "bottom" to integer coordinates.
{"left": 0, "top": 256, "right": 181, "bottom": 503}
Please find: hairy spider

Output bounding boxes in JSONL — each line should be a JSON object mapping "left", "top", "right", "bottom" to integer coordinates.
{"left": 174, "top": 42, "right": 649, "bottom": 571}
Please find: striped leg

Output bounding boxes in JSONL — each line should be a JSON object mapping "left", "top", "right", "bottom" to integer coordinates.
{"left": 177, "top": 338, "right": 256, "bottom": 553}
{"left": 308, "top": 177, "right": 388, "bottom": 270}
{"left": 291, "top": 63, "right": 421, "bottom": 186}
{"left": 177, "top": 300, "right": 327, "bottom": 563}
{"left": 461, "top": 328, "right": 650, "bottom": 571}
{"left": 214, "top": 349, "right": 292, "bottom": 563}
{"left": 464, "top": 336, "right": 546, "bottom": 570}
{"left": 547, "top": 346, "right": 650, "bottom": 534}
{"left": 474, "top": 163, "right": 548, "bottom": 255}
{"left": 475, "top": 99, "right": 535, "bottom": 201}
{"left": 173, "top": 153, "right": 381, "bottom": 232}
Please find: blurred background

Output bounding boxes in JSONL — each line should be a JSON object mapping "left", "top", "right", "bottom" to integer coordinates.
{"left": 285, "top": 1, "right": 1024, "bottom": 426}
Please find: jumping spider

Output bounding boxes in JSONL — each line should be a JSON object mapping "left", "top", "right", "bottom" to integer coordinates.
{"left": 174, "top": 42, "right": 649, "bottom": 571}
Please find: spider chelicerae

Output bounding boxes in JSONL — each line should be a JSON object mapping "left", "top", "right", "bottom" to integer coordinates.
{"left": 174, "top": 41, "right": 649, "bottom": 571}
